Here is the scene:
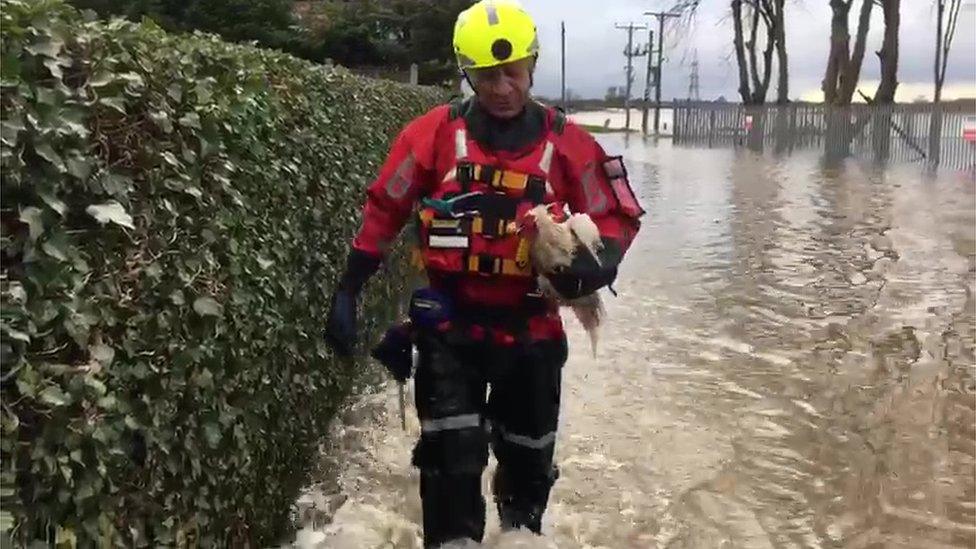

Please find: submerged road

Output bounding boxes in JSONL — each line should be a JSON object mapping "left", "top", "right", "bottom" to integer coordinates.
{"left": 288, "top": 137, "right": 976, "bottom": 549}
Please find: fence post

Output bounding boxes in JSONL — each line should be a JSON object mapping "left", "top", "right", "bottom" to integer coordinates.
{"left": 707, "top": 109, "right": 715, "bottom": 148}
{"left": 928, "top": 103, "right": 943, "bottom": 166}
{"left": 673, "top": 103, "right": 680, "bottom": 143}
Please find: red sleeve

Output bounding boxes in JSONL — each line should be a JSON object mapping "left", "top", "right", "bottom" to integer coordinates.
{"left": 552, "top": 122, "right": 643, "bottom": 252}
{"left": 351, "top": 106, "right": 448, "bottom": 257}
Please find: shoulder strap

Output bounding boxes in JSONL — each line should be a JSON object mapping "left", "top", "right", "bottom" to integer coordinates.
{"left": 448, "top": 96, "right": 469, "bottom": 121}
{"left": 551, "top": 107, "right": 567, "bottom": 135}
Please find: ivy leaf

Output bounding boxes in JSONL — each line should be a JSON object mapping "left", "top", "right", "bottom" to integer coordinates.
{"left": 41, "top": 239, "right": 68, "bottom": 262}
{"left": 1, "top": 119, "right": 25, "bottom": 146}
{"left": 193, "top": 297, "right": 222, "bottom": 317}
{"left": 98, "top": 96, "right": 126, "bottom": 114}
{"left": 20, "top": 207, "right": 44, "bottom": 241}
{"left": 86, "top": 202, "right": 134, "bottom": 229}
{"left": 178, "top": 112, "right": 201, "bottom": 129}
{"left": 34, "top": 142, "right": 65, "bottom": 172}
{"left": 25, "top": 36, "right": 65, "bottom": 58}
{"left": 39, "top": 192, "right": 67, "bottom": 216}
{"left": 90, "top": 344, "right": 115, "bottom": 367}
{"left": 66, "top": 155, "right": 93, "bottom": 180}
{"left": 202, "top": 422, "right": 221, "bottom": 448}
{"left": 5, "top": 328, "right": 30, "bottom": 343}
{"left": 88, "top": 69, "right": 114, "bottom": 88}
{"left": 166, "top": 83, "right": 182, "bottom": 102}
{"left": 59, "top": 109, "right": 89, "bottom": 139}
{"left": 39, "top": 386, "right": 70, "bottom": 407}
{"left": 169, "top": 290, "right": 185, "bottom": 306}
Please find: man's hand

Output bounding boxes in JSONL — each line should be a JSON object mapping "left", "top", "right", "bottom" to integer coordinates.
{"left": 324, "top": 249, "right": 382, "bottom": 357}
{"left": 546, "top": 243, "right": 619, "bottom": 300}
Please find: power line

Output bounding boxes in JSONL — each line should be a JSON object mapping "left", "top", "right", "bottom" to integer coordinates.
{"left": 614, "top": 22, "right": 649, "bottom": 131}
{"left": 644, "top": 11, "right": 681, "bottom": 135}
{"left": 560, "top": 21, "right": 566, "bottom": 110}
{"left": 641, "top": 28, "right": 655, "bottom": 134}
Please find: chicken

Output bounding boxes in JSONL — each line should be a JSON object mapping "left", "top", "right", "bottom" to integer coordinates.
{"left": 519, "top": 203, "right": 606, "bottom": 356}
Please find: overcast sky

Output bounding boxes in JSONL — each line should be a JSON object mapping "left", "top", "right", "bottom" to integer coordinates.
{"left": 521, "top": 0, "right": 976, "bottom": 102}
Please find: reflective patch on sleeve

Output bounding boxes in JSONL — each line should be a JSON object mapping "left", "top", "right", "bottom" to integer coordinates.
{"left": 602, "top": 156, "right": 627, "bottom": 179}
{"left": 581, "top": 164, "right": 608, "bottom": 215}
{"left": 385, "top": 153, "right": 416, "bottom": 199}
{"left": 602, "top": 156, "right": 644, "bottom": 218}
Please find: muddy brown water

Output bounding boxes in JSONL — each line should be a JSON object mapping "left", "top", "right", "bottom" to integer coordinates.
{"left": 285, "top": 137, "right": 976, "bottom": 548}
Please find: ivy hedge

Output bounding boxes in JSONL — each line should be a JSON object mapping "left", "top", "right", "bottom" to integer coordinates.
{"left": 0, "top": 0, "right": 444, "bottom": 544}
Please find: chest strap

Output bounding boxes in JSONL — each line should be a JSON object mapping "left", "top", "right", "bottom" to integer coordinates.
{"left": 457, "top": 162, "right": 546, "bottom": 204}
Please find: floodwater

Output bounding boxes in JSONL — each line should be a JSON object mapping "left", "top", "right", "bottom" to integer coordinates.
{"left": 285, "top": 137, "right": 976, "bottom": 548}
{"left": 568, "top": 108, "right": 674, "bottom": 135}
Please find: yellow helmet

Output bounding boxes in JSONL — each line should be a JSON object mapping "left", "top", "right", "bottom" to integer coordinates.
{"left": 453, "top": 0, "right": 539, "bottom": 71}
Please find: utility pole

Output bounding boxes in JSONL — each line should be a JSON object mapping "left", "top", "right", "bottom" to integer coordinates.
{"left": 615, "top": 22, "right": 649, "bottom": 131}
{"left": 560, "top": 21, "right": 566, "bottom": 110}
{"left": 644, "top": 11, "right": 680, "bottom": 135}
{"left": 688, "top": 49, "right": 700, "bottom": 101}
{"left": 641, "top": 28, "right": 655, "bottom": 135}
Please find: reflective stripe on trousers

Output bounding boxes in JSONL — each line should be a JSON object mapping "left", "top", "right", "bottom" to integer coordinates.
{"left": 494, "top": 423, "right": 557, "bottom": 450}
{"left": 421, "top": 413, "right": 482, "bottom": 433}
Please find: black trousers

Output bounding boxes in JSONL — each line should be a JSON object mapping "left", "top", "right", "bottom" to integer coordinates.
{"left": 411, "top": 331, "right": 568, "bottom": 548}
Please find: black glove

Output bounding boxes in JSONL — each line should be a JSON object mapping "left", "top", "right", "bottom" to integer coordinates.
{"left": 324, "top": 249, "right": 381, "bottom": 357}
{"left": 370, "top": 324, "right": 413, "bottom": 382}
{"left": 546, "top": 238, "right": 622, "bottom": 300}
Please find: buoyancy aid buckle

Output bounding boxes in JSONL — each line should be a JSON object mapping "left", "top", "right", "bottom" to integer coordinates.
{"left": 466, "top": 253, "right": 532, "bottom": 277}
{"left": 456, "top": 161, "right": 547, "bottom": 205}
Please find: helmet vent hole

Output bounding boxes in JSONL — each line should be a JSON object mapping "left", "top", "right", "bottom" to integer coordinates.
{"left": 491, "top": 39, "right": 513, "bottom": 61}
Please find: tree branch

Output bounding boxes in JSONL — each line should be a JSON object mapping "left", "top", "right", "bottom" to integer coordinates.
{"left": 747, "top": 0, "right": 762, "bottom": 98}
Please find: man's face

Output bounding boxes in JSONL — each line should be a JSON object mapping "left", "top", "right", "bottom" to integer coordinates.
{"left": 467, "top": 57, "right": 533, "bottom": 119}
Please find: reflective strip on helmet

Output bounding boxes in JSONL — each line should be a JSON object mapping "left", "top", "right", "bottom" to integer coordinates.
{"left": 455, "top": 129, "right": 468, "bottom": 159}
{"left": 538, "top": 141, "right": 554, "bottom": 174}
{"left": 496, "top": 425, "right": 557, "bottom": 449}
{"left": 485, "top": 2, "right": 499, "bottom": 25}
{"left": 421, "top": 413, "right": 481, "bottom": 433}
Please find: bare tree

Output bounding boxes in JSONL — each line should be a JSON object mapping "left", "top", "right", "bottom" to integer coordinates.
{"left": 772, "top": 0, "right": 788, "bottom": 103}
{"left": 823, "top": 0, "right": 874, "bottom": 105}
{"left": 873, "top": 0, "right": 901, "bottom": 103}
{"left": 673, "top": 0, "right": 789, "bottom": 105}
{"left": 731, "top": 0, "right": 789, "bottom": 105}
{"left": 933, "top": 0, "right": 963, "bottom": 102}
{"left": 929, "top": 0, "right": 963, "bottom": 163}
